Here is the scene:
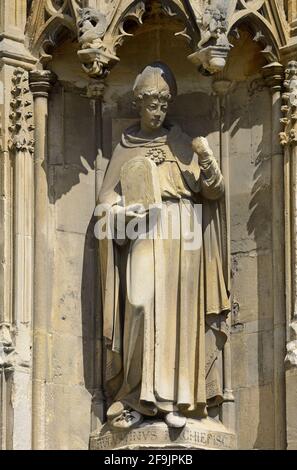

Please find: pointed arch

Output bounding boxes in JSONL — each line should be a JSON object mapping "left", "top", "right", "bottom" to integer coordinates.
{"left": 228, "top": 10, "right": 281, "bottom": 61}
{"left": 26, "top": 0, "right": 82, "bottom": 61}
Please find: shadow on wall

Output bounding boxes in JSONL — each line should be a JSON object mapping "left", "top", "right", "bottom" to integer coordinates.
{"left": 81, "top": 215, "right": 99, "bottom": 397}
{"left": 229, "top": 81, "right": 285, "bottom": 449}
{"left": 47, "top": 81, "right": 100, "bottom": 422}
{"left": 246, "top": 93, "right": 275, "bottom": 450}
{"left": 247, "top": 93, "right": 286, "bottom": 449}
{"left": 47, "top": 82, "right": 96, "bottom": 203}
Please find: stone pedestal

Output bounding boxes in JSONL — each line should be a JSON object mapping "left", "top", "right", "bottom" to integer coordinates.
{"left": 90, "top": 418, "right": 236, "bottom": 450}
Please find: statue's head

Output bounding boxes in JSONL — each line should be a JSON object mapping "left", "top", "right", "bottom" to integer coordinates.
{"left": 133, "top": 62, "right": 177, "bottom": 132}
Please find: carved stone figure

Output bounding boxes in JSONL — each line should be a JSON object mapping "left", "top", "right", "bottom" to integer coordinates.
{"left": 197, "top": 6, "right": 228, "bottom": 49}
{"left": 77, "top": 7, "right": 119, "bottom": 78}
{"left": 77, "top": 8, "right": 108, "bottom": 45}
{"left": 98, "top": 62, "right": 230, "bottom": 431}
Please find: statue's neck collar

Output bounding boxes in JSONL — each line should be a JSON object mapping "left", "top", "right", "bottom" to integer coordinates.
{"left": 122, "top": 123, "right": 179, "bottom": 148}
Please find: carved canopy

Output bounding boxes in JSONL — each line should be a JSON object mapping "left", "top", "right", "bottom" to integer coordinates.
{"left": 25, "top": 1, "right": 291, "bottom": 78}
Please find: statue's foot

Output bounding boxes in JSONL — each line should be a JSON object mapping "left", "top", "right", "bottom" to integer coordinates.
{"left": 107, "top": 401, "right": 144, "bottom": 430}
{"left": 111, "top": 410, "right": 143, "bottom": 430}
{"left": 165, "top": 412, "right": 187, "bottom": 429}
{"left": 107, "top": 401, "right": 125, "bottom": 422}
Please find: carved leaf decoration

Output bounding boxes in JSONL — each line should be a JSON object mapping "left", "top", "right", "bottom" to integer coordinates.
{"left": 290, "top": 91, "right": 297, "bottom": 107}
{"left": 280, "top": 61, "right": 297, "bottom": 146}
{"left": 9, "top": 69, "right": 34, "bottom": 154}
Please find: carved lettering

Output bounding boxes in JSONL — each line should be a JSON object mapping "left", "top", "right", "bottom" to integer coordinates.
{"left": 92, "top": 424, "right": 234, "bottom": 450}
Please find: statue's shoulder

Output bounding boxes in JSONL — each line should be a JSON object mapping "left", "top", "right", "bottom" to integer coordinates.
{"left": 112, "top": 142, "right": 124, "bottom": 156}
{"left": 111, "top": 139, "right": 130, "bottom": 160}
{"left": 113, "top": 124, "right": 141, "bottom": 151}
{"left": 109, "top": 125, "right": 139, "bottom": 166}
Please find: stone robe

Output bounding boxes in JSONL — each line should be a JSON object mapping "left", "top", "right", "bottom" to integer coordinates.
{"left": 98, "top": 124, "right": 230, "bottom": 417}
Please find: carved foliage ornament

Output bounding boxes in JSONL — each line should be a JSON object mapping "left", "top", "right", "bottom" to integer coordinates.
{"left": 280, "top": 61, "right": 297, "bottom": 146}
{"left": 9, "top": 69, "right": 34, "bottom": 155}
{"left": 281, "top": 60, "right": 297, "bottom": 369}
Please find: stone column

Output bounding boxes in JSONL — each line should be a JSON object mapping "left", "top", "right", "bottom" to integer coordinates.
{"left": 212, "top": 78, "right": 235, "bottom": 432}
{"left": 29, "top": 69, "right": 55, "bottom": 450}
{"left": 286, "top": 0, "right": 297, "bottom": 36}
{"left": 0, "top": 0, "right": 36, "bottom": 69}
{"left": 6, "top": 67, "right": 35, "bottom": 450}
{"left": 263, "top": 62, "right": 286, "bottom": 450}
{"left": 0, "top": 0, "right": 36, "bottom": 450}
{"left": 87, "top": 80, "right": 106, "bottom": 432}
{"left": 280, "top": 60, "right": 297, "bottom": 450}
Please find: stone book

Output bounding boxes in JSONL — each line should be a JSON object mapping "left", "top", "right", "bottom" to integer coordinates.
{"left": 120, "top": 156, "right": 162, "bottom": 209}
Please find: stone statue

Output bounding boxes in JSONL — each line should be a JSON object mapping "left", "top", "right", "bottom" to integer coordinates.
{"left": 98, "top": 62, "right": 230, "bottom": 431}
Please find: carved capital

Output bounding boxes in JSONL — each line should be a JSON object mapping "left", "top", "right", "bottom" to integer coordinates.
{"left": 212, "top": 79, "right": 234, "bottom": 97}
{"left": 86, "top": 80, "right": 106, "bottom": 100}
{"left": 188, "top": 45, "right": 231, "bottom": 74}
{"left": 280, "top": 61, "right": 297, "bottom": 146}
{"left": 262, "top": 62, "right": 284, "bottom": 92}
{"left": 29, "top": 70, "right": 56, "bottom": 98}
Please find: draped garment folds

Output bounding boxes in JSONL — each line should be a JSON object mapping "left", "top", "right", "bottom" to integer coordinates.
{"left": 98, "top": 124, "right": 230, "bottom": 417}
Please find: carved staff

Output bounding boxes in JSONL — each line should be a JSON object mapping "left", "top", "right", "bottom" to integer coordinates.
{"left": 212, "top": 77, "right": 235, "bottom": 431}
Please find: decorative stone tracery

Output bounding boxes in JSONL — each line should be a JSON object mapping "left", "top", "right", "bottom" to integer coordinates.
{"left": 25, "top": 0, "right": 289, "bottom": 78}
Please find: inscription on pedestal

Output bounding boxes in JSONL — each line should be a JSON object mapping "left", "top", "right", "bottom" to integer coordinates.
{"left": 90, "top": 420, "right": 236, "bottom": 450}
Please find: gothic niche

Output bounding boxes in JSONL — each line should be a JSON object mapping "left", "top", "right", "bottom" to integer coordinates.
{"left": 23, "top": 0, "right": 289, "bottom": 452}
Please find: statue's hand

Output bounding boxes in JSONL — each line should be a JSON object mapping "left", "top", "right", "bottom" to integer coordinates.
{"left": 114, "top": 203, "right": 161, "bottom": 225}
{"left": 113, "top": 204, "right": 147, "bottom": 219}
{"left": 125, "top": 203, "right": 148, "bottom": 219}
{"left": 192, "top": 136, "right": 213, "bottom": 164}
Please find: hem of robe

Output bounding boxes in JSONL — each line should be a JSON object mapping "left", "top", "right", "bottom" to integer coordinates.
{"left": 206, "top": 306, "right": 230, "bottom": 315}
{"left": 123, "top": 397, "right": 209, "bottom": 415}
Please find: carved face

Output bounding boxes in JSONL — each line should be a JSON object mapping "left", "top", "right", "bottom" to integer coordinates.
{"left": 139, "top": 95, "right": 169, "bottom": 131}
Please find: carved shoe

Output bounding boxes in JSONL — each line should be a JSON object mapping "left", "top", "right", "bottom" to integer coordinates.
{"left": 165, "top": 412, "right": 187, "bottom": 428}
{"left": 107, "top": 401, "right": 125, "bottom": 422}
{"left": 110, "top": 409, "right": 143, "bottom": 430}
